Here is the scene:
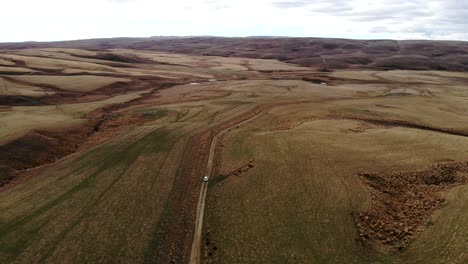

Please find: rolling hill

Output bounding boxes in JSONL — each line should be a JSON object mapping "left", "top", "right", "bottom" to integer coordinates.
{"left": 0, "top": 39, "right": 467, "bottom": 264}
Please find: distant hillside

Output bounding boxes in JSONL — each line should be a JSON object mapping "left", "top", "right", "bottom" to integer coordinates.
{"left": 2, "top": 37, "right": 468, "bottom": 71}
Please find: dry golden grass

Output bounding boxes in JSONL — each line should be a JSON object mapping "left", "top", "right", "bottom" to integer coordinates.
{"left": 330, "top": 70, "right": 468, "bottom": 85}
{"left": 0, "top": 67, "right": 37, "bottom": 74}
{"left": 0, "top": 106, "right": 82, "bottom": 144}
{"left": 0, "top": 77, "right": 49, "bottom": 97}
{"left": 60, "top": 69, "right": 120, "bottom": 75}
{"left": 329, "top": 70, "right": 380, "bottom": 80}
{"left": 113, "top": 49, "right": 309, "bottom": 72}
{"left": 245, "top": 58, "right": 309, "bottom": 72}
{"left": 210, "top": 64, "right": 249, "bottom": 71}
{"left": 36, "top": 48, "right": 98, "bottom": 57}
{"left": 206, "top": 56, "right": 309, "bottom": 72}
{"left": 399, "top": 184, "right": 468, "bottom": 263}
{"left": 4, "top": 49, "right": 106, "bottom": 65}
{"left": 0, "top": 54, "right": 115, "bottom": 71}
{"left": 120, "top": 67, "right": 213, "bottom": 79}
{"left": 112, "top": 49, "right": 201, "bottom": 66}
{"left": 10, "top": 75, "right": 131, "bottom": 92}
{"left": 411, "top": 70, "right": 468, "bottom": 79}
{"left": 329, "top": 96, "right": 468, "bottom": 131}
{"left": 0, "top": 90, "right": 147, "bottom": 144}
{"left": 206, "top": 96, "right": 468, "bottom": 263}
{"left": 375, "top": 70, "right": 447, "bottom": 83}
{"left": 0, "top": 58, "right": 15, "bottom": 66}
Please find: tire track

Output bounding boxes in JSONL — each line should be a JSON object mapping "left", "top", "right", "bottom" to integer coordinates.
{"left": 189, "top": 106, "right": 269, "bottom": 264}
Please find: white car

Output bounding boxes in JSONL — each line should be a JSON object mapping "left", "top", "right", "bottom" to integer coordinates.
{"left": 203, "top": 176, "right": 209, "bottom": 182}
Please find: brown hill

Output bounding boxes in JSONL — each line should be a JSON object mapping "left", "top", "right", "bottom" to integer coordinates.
{"left": 1, "top": 37, "right": 468, "bottom": 71}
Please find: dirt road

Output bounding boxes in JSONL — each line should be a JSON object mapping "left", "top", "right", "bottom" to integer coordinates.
{"left": 189, "top": 106, "right": 268, "bottom": 264}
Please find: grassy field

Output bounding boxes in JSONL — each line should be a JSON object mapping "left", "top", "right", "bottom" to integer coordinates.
{"left": 205, "top": 100, "right": 468, "bottom": 263}
{"left": 0, "top": 48, "right": 467, "bottom": 263}
{"left": 0, "top": 59, "right": 15, "bottom": 66}
{"left": 0, "top": 122, "right": 186, "bottom": 263}
{"left": 5, "top": 48, "right": 98, "bottom": 58}
{"left": 0, "top": 54, "right": 116, "bottom": 72}
{"left": 0, "top": 90, "right": 147, "bottom": 144}
{"left": 9, "top": 75, "right": 131, "bottom": 92}
{"left": 0, "top": 67, "right": 37, "bottom": 74}
{"left": 203, "top": 73, "right": 468, "bottom": 263}
{"left": 0, "top": 78, "right": 49, "bottom": 97}
{"left": 0, "top": 95, "right": 258, "bottom": 263}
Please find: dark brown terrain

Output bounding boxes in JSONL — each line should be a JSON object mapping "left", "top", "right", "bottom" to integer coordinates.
{"left": 2, "top": 37, "right": 468, "bottom": 71}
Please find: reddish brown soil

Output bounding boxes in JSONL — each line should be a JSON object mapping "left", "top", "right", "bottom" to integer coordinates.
{"left": 147, "top": 129, "right": 212, "bottom": 264}
{"left": 213, "top": 160, "right": 255, "bottom": 186}
{"left": 0, "top": 101, "right": 149, "bottom": 187}
{"left": 0, "top": 127, "right": 87, "bottom": 186}
{"left": 74, "top": 52, "right": 154, "bottom": 64}
{"left": 274, "top": 119, "right": 309, "bottom": 130}
{"left": 259, "top": 113, "right": 468, "bottom": 254}
{"left": 357, "top": 161, "right": 468, "bottom": 251}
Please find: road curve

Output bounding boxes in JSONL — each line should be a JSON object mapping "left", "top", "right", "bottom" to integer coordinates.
{"left": 189, "top": 106, "right": 267, "bottom": 264}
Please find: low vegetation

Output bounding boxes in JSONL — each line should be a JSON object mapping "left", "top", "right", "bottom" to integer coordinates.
{"left": 0, "top": 45, "right": 467, "bottom": 264}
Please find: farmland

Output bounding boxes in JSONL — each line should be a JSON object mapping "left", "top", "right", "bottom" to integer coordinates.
{"left": 0, "top": 43, "right": 467, "bottom": 264}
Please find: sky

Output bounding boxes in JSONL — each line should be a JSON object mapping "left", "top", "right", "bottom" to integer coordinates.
{"left": 1, "top": 0, "right": 467, "bottom": 42}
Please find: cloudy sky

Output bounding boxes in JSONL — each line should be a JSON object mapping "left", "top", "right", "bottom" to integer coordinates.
{"left": 1, "top": 0, "right": 467, "bottom": 42}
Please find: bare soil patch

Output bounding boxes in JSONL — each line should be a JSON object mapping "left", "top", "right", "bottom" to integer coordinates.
{"left": 0, "top": 101, "right": 148, "bottom": 188}
{"left": 75, "top": 52, "right": 152, "bottom": 64}
{"left": 356, "top": 161, "right": 468, "bottom": 251}
{"left": 0, "top": 127, "right": 86, "bottom": 186}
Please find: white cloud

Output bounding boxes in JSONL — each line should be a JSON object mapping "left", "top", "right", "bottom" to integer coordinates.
{"left": 0, "top": 0, "right": 467, "bottom": 42}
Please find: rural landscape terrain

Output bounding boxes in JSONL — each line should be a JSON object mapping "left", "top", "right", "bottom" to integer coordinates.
{"left": 0, "top": 37, "right": 467, "bottom": 264}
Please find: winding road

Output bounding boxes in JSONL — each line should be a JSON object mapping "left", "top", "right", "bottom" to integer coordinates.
{"left": 189, "top": 106, "right": 268, "bottom": 264}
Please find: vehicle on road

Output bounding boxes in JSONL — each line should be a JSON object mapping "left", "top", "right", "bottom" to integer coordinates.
{"left": 203, "top": 176, "right": 209, "bottom": 182}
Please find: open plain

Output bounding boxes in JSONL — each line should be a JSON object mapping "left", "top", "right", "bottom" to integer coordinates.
{"left": 0, "top": 39, "right": 467, "bottom": 264}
